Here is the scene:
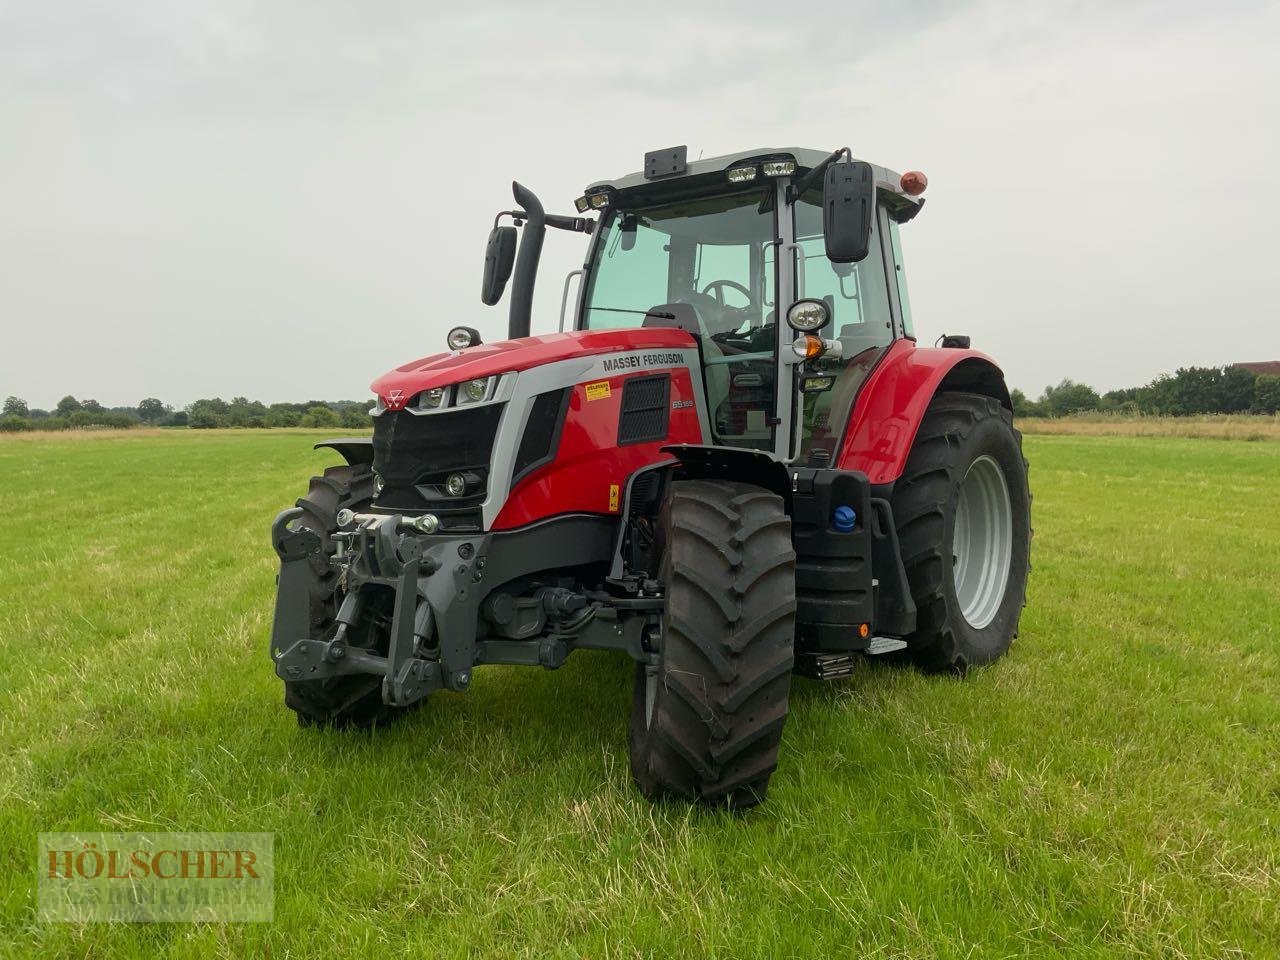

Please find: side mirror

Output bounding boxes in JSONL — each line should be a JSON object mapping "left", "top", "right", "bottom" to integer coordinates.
{"left": 823, "top": 160, "right": 875, "bottom": 264}
{"left": 481, "top": 225, "right": 518, "bottom": 305}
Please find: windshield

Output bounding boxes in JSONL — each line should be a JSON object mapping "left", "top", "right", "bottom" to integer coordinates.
{"left": 581, "top": 189, "right": 781, "bottom": 450}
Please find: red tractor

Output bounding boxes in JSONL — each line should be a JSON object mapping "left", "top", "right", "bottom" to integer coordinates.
{"left": 270, "top": 146, "right": 1031, "bottom": 807}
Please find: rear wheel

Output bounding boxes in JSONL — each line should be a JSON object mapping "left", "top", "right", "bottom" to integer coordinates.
{"left": 628, "top": 480, "right": 796, "bottom": 808}
{"left": 891, "top": 393, "right": 1031, "bottom": 672}
{"left": 282, "top": 464, "right": 410, "bottom": 730}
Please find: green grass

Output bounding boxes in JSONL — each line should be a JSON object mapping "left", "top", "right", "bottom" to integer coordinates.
{"left": 1, "top": 431, "right": 1278, "bottom": 958}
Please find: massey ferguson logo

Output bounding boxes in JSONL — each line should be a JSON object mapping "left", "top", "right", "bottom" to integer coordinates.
{"left": 385, "top": 389, "right": 405, "bottom": 410}
{"left": 600, "top": 352, "right": 686, "bottom": 373}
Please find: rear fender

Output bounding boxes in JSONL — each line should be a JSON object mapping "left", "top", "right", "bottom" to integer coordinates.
{"left": 835, "top": 340, "right": 1010, "bottom": 485}
{"left": 314, "top": 437, "right": 374, "bottom": 467}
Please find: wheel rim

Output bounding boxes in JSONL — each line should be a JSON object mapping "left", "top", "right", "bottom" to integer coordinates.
{"left": 952, "top": 455, "right": 1013, "bottom": 629}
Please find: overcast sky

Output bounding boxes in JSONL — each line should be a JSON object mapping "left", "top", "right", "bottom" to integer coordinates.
{"left": 2, "top": 0, "right": 1278, "bottom": 409}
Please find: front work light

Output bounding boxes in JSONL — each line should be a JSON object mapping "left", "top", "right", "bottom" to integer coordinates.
{"left": 588, "top": 192, "right": 610, "bottom": 209}
{"left": 447, "top": 326, "right": 481, "bottom": 350}
{"left": 786, "top": 299, "right": 830, "bottom": 332}
{"left": 727, "top": 165, "right": 758, "bottom": 183}
{"left": 763, "top": 159, "right": 797, "bottom": 177}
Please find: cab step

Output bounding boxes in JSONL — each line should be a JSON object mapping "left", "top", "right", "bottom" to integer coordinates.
{"left": 794, "top": 652, "right": 858, "bottom": 681}
{"left": 794, "top": 638, "right": 909, "bottom": 681}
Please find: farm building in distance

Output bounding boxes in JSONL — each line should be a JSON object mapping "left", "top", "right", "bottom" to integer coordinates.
{"left": 1234, "top": 361, "right": 1280, "bottom": 376}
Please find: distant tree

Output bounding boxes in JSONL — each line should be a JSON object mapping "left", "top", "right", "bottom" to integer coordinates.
{"left": 1253, "top": 376, "right": 1280, "bottom": 415}
{"left": 2, "top": 396, "right": 28, "bottom": 417}
{"left": 27, "top": 408, "right": 50, "bottom": 420}
{"left": 1039, "top": 379, "right": 1101, "bottom": 417}
{"left": 266, "top": 404, "right": 302, "bottom": 428}
{"left": 0, "top": 414, "right": 31, "bottom": 432}
{"left": 1009, "top": 388, "right": 1043, "bottom": 418}
{"left": 68, "top": 409, "right": 133, "bottom": 429}
{"left": 137, "top": 397, "right": 168, "bottom": 422}
{"left": 168, "top": 410, "right": 189, "bottom": 427}
{"left": 300, "top": 405, "right": 341, "bottom": 428}
{"left": 225, "top": 396, "right": 268, "bottom": 427}
{"left": 186, "top": 399, "right": 227, "bottom": 429}
{"left": 340, "top": 405, "right": 372, "bottom": 429}
{"left": 56, "top": 395, "right": 81, "bottom": 417}
{"left": 81, "top": 398, "right": 104, "bottom": 413}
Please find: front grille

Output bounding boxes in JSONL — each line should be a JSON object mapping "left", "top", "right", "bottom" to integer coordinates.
{"left": 512, "top": 388, "right": 570, "bottom": 486}
{"left": 618, "top": 374, "right": 670, "bottom": 446}
{"left": 372, "top": 404, "right": 503, "bottom": 525}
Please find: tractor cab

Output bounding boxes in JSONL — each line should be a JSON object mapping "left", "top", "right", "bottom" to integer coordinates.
{"left": 485, "top": 146, "right": 926, "bottom": 465}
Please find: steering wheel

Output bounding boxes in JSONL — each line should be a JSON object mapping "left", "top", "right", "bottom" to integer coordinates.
{"left": 701, "top": 279, "right": 752, "bottom": 307}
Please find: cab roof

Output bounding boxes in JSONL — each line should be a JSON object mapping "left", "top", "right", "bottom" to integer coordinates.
{"left": 584, "top": 146, "right": 914, "bottom": 211}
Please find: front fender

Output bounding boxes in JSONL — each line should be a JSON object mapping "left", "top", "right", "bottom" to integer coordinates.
{"left": 662, "top": 444, "right": 792, "bottom": 505}
{"left": 314, "top": 437, "right": 374, "bottom": 466}
{"left": 835, "top": 340, "right": 1010, "bottom": 485}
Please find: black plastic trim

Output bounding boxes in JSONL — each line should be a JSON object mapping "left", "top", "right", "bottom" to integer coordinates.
{"left": 618, "top": 374, "right": 671, "bottom": 446}
{"left": 511, "top": 387, "right": 572, "bottom": 488}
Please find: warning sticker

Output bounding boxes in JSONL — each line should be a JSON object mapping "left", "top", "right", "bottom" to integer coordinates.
{"left": 585, "top": 381, "right": 612, "bottom": 401}
{"left": 608, "top": 484, "right": 620, "bottom": 512}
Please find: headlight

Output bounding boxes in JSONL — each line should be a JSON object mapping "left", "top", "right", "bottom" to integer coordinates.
{"left": 447, "top": 326, "right": 481, "bottom": 350}
{"left": 786, "top": 299, "right": 830, "bottom": 332}
{"left": 444, "top": 473, "right": 467, "bottom": 497}
{"left": 420, "top": 387, "right": 446, "bottom": 409}
{"left": 457, "top": 377, "right": 492, "bottom": 404}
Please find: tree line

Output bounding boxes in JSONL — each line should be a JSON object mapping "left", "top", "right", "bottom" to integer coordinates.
{"left": 0, "top": 394, "right": 373, "bottom": 432}
{"left": 2, "top": 363, "right": 1277, "bottom": 433}
{"left": 1011, "top": 365, "right": 1279, "bottom": 418}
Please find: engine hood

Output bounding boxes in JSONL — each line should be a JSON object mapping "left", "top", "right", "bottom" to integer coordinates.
{"left": 370, "top": 328, "right": 695, "bottom": 410}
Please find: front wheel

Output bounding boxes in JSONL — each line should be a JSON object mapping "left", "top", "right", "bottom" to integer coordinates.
{"left": 628, "top": 480, "right": 797, "bottom": 808}
{"left": 891, "top": 393, "right": 1031, "bottom": 673}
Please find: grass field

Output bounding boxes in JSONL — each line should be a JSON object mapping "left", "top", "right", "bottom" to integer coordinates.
{"left": 2, "top": 430, "right": 1278, "bottom": 958}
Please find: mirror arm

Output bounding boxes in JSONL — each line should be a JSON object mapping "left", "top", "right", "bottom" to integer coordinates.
{"left": 545, "top": 214, "right": 594, "bottom": 234}
{"left": 788, "top": 146, "right": 851, "bottom": 202}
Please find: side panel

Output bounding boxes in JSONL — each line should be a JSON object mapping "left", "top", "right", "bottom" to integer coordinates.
{"left": 835, "top": 340, "right": 1009, "bottom": 484}
{"left": 492, "top": 367, "right": 704, "bottom": 530}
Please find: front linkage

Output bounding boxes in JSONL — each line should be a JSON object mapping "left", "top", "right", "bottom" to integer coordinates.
{"left": 269, "top": 508, "right": 658, "bottom": 711}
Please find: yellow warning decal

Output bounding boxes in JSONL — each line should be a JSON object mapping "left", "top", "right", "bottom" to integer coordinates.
{"left": 585, "top": 381, "right": 612, "bottom": 401}
{"left": 608, "top": 484, "right": 621, "bottom": 512}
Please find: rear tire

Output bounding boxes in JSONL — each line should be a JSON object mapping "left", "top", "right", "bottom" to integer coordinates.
{"left": 628, "top": 480, "right": 796, "bottom": 808}
{"left": 282, "top": 464, "right": 409, "bottom": 730}
{"left": 891, "top": 393, "right": 1031, "bottom": 672}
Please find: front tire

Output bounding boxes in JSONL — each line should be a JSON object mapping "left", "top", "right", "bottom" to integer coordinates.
{"left": 281, "top": 464, "right": 409, "bottom": 730}
{"left": 891, "top": 393, "right": 1031, "bottom": 673}
{"left": 628, "top": 480, "right": 797, "bottom": 808}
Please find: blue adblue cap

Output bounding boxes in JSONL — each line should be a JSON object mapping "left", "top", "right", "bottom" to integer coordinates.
{"left": 833, "top": 505, "right": 857, "bottom": 533}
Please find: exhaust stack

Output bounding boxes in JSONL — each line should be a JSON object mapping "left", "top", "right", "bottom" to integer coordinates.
{"left": 507, "top": 181, "right": 545, "bottom": 341}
